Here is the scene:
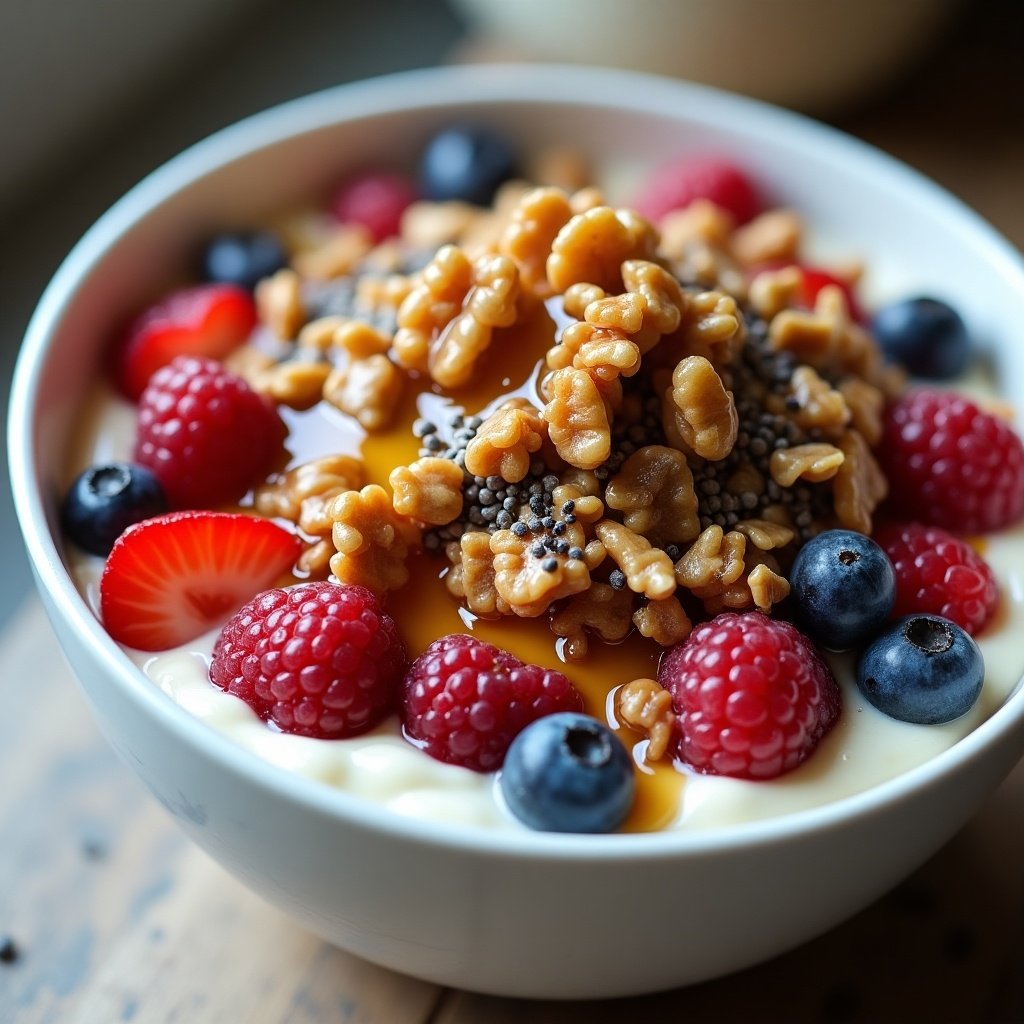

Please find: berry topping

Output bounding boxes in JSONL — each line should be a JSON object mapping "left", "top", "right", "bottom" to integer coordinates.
{"left": 789, "top": 528, "right": 896, "bottom": 650}
{"left": 100, "top": 511, "right": 301, "bottom": 651}
{"left": 401, "top": 634, "right": 583, "bottom": 772}
{"left": 633, "top": 154, "right": 761, "bottom": 225}
{"left": 874, "top": 522, "right": 999, "bottom": 636}
{"left": 201, "top": 230, "right": 288, "bottom": 290}
{"left": 500, "top": 712, "right": 635, "bottom": 833}
{"left": 330, "top": 169, "right": 417, "bottom": 243}
{"left": 61, "top": 461, "right": 167, "bottom": 556}
{"left": 418, "top": 125, "right": 518, "bottom": 206}
{"left": 658, "top": 612, "right": 841, "bottom": 780}
{"left": 856, "top": 615, "right": 984, "bottom": 725}
{"left": 134, "top": 354, "right": 286, "bottom": 509}
{"left": 880, "top": 389, "right": 1024, "bottom": 534}
{"left": 210, "top": 581, "right": 405, "bottom": 739}
{"left": 114, "top": 284, "right": 257, "bottom": 400}
{"left": 872, "top": 297, "right": 970, "bottom": 380}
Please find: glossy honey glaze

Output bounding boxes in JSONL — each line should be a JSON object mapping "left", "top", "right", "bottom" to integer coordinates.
{"left": 276, "top": 297, "right": 685, "bottom": 832}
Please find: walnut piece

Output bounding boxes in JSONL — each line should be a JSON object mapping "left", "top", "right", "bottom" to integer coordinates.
{"left": 292, "top": 224, "right": 373, "bottom": 280}
{"left": 549, "top": 583, "right": 634, "bottom": 660}
{"left": 549, "top": 319, "right": 642, "bottom": 382}
{"left": 674, "top": 525, "right": 746, "bottom": 591}
{"left": 747, "top": 562, "right": 791, "bottom": 613}
{"left": 594, "top": 520, "right": 676, "bottom": 600}
{"left": 615, "top": 678, "right": 676, "bottom": 761}
{"left": 499, "top": 186, "right": 574, "bottom": 297}
{"left": 546, "top": 206, "right": 659, "bottom": 294}
{"left": 733, "top": 519, "right": 795, "bottom": 551}
{"left": 747, "top": 265, "right": 804, "bottom": 320}
{"left": 604, "top": 445, "right": 700, "bottom": 547}
{"left": 389, "top": 457, "right": 464, "bottom": 525}
{"left": 256, "top": 269, "right": 305, "bottom": 340}
{"left": 464, "top": 401, "right": 547, "bottom": 482}
{"left": 787, "top": 365, "right": 850, "bottom": 435}
{"left": 832, "top": 428, "right": 888, "bottom": 534}
{"left": 542, "top": 367, "right": 612, "bottom": 470}
{"left": 444, "top": 531, "right": 509, "bottom": 617}
{"left": 667, "top": 355, "right": 738, "bottom": 461}
{"left": 252, "top": 359, "right": 332, "bottom": 410}
{"left": 329, "top": 484, "right": 420, "bottom": 593}
{"left": 632, "top": 595, "right": 692, "bottom": 648}
{"left": 769, "top": 442, "right": 846, "bottom": 487}
{"left": 490, "top": 526, "right": 591, "bottom": 617}
{"left": 730, "top": 209, "right": 802, "bottom": 267}
{"left": 323, "top": 354, "right": 403, "bottom": 431}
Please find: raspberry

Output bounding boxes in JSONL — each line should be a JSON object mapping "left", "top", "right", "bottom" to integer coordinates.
{"left": 874, "top": 522, "right": 999, "bottom": 636}
{"left": 632, "top": 154, "right": 761, "bottom": 225}
{"left": 330, "top": 169, "right": 417, "bottom": 243}
{"left": 880, "top": 389, "right": 1024, "bottom": 534}
{"left": 401, "top": 634, "right": 584, "bottom": 772}
{"left": 134, "top": 354, "right": 285, "bottom": 509}
{"left": 658, "top": 612, "right": 841, "bottom": 780}
{"left": 210, "top": 581, "right": 405, "bottom": 739}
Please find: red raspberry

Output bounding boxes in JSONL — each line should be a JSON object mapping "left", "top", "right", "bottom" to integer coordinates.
{"left": 632, "top": 154, "right": 761, "bottom": 225}
{"left": 330, "top": 169, "right": 417, "bottom": 243}
{"left": 658, "top": 612, "right": 841, "bottom": 780}
{"left": 210, "top": 581, "right": 406, "bottom": 739}
{"left": 874, "top": 522, "right": 999, "bottom": 635}
{"left": 880, "top": 389, "right": 1024, "bottom": 534}
{"left": 134, "top": 354, "right": 285, "bottom": 509}
{"left": 401, "top": 634, "right": 584, "bottom": 772}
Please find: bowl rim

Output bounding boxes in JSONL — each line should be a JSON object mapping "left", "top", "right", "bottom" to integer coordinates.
{"left": 10, "top": 62, "right": 1024, "bottom": 860}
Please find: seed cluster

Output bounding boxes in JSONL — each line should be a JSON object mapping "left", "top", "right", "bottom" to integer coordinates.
{"left": 302, "top": 274, "right": 399, "bottom": 337}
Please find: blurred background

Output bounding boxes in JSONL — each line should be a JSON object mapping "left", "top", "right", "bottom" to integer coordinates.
{"left": 2, "top": 0, "right": 1021, "bottom": 626}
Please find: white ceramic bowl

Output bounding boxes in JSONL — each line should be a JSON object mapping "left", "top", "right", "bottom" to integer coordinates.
{"left": 10, "top": 65, "right": 1024, "bottom": 999}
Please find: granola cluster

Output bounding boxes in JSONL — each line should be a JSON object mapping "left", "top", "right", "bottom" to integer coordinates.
{"left": 243, "top": 162, "right": 897, "bottom": 717}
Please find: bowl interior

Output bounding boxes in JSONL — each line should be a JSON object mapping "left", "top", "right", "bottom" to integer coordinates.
{"left": 11, "top": 64, "right": 1024, "bottom": 854}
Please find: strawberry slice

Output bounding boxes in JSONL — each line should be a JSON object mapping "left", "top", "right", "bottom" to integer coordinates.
{"left": 114, "top": 283, "right": 257, "bottom": 400}
{"left": 99, "top": 511, "right": 301, "bottom": 651}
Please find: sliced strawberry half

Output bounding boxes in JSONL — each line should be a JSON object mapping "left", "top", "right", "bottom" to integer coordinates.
{"left": 114, "top": 283, "right": 257, "bottom": 400}
{"left": 99, "top": 511, "right": 301, "bottom": 651}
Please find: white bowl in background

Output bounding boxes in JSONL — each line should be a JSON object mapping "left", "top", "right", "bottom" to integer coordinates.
{"left": 9, "top": 65, "right": 1024, "bottom": 999}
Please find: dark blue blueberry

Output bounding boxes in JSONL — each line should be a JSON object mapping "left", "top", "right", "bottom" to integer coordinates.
{"left": 872, "top": 297, "right": 970, "bottom": 380}
{"left": 789, "top": 529, "right": 896, "bottom": 650}
{"left": 201, "top": 230, "right": 288, "bottom": 290}
{"left": 500, "top": 713, "right": 635, "bottom": 833}
{"left": 61, "top": 462, "right": 167, "bottom": 556}
{"left": 856, "top": 615, "right": 984, "bottom": 724}
{"left": 418, "top": 125, "right": 518, "bottom": 206}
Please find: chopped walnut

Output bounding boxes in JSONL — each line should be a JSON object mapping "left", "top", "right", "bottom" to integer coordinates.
{"left": 594, "top": 520, "right": 676, "bottom": 600}
{"left": 549, "top": 583, "right": 634, "bottom": 660}
{"left": 256, "top": 269, "right": 305, "bottom": 340}
{"left": 615, "top": 678, "right": 676, "bottom": 761}
{"left": 546, "top": 205, "right": 659, "bottom": 294}
{"left": 223, "top": 344, "right": 278, "bottom": 383}
{"left": 491, "top": 526, "right": 591, "bottom": 617}
{"left": 392, "top": 245, "right": 520, "bottom": 388}
{"left": 499, "top": 187, "right": 574, "bottom": 296}
{"left": 562, "top": 282, "right": 607, "bottom": 321}
{"left": 465, "top": 401, "right": 546, "bottom": 482}
{"left": 552, "top": 482, "right": 605, "bottom": 526}
{"left": 620, "top": 260, "right": 688, "bottom": 351}
{"left": 292, "top": 224, "right": 374, "bottom": 281}
{"left": 549, "top": 319, "right": 642, "bottom": 382}
{"left": 389, "top": 457, "right": 464, "bottom": 525}
{"left": 786, "top": 365, "right": 850, "bottom": 434}
{"left": 769, "top": 442, "right": 846, "bottom": 487}
{"left": 747, "top": 562, "right": 791, "bottom": 613}
{"left": 542, "top": 367, "right": 612, "bottom": 470}
{"left": 329, "top": 484, "right": 420, "bottom": 593}
{"left": 838, "top": 376, "right": 885, "bottom": 447}
{"left": 658, "top": 199, "right": 735, "bottom": 259}
{"left": 747, "top": 265, "right": 804, "bottom": 320}
{"left": 667, "top": 355, "right": 739, "bottom": 461}
{"left": 332, "top": 320, "right": 392, "bottom": 359}
{"left": 255, "top": 455, "right": 365, "bottom": 577}
{"left": 674, "top": 525, "right": 746, "bottom": 590}
{"left": 700, "top": 550, "right": 788, "bottom": 616}
{"left": 730, "top": 209, "right": 802, "bottom": 267}
{"left": 632, "top": 596, "right": 692, "bottom": 648}
{"left": 832, "top": 428, "right": 888, "bottom": 535}
{"left": 400, "top": 200, "right": 481, "bottom": 251}
{"left": 251, "top": 359, "right": 332, "bottom": 410}
{"left": 605, "top": 445, "right": 700, "bottom": 547}
{"left": 733, "top": 519, "right": 796, "bottom": 551}
{"left": 296, "top": 316, "right": 348, "bottom": 352}
{"left": 323, "top": 354, "right": 403, "bottom": 431}
{"left": 444, "top": 531, "right": 509, "bottom": 617}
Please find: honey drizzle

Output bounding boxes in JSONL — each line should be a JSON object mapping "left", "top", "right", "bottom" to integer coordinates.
{"left": 280, "top": 298, "right": 684, "bottom": 832}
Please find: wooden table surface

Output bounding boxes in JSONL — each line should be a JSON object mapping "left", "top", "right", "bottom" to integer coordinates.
{"left": 3, "top": 10, "right": 1024, "bottom": 1021}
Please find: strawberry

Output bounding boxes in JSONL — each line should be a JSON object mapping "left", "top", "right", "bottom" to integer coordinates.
{"left": 99, "top": 511, "right": 301, "bottom": 651}
{"left": 114, "top": 283, "right": 257, "bottom": 400}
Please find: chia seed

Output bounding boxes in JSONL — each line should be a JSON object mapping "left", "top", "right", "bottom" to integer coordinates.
{"left": 542, "top": 558, "right": 559, "bottom": 572}
{"left": 609, "top": 569, "right": 627, "bottom": 590}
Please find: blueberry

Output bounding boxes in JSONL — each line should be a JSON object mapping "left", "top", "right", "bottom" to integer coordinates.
{"left": 201, "top": 230, "right": 288, "bottom": 290}
{"left": 418, "top": 125, "right": 518, "bottom": 206}
{"left": 872, "top": 297, "right": 970, "bottom": 380}
{"left": 856, "top": 615, "right": 984, "bottom": 724}
{"left": 500, "top": 712, "right": 635, "bottom": 833}
{"left": 61, "top": 462, "right": 167, "bottom": 556}
{"left": 789, "top": 529, "right": 896, "bottom": 650}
